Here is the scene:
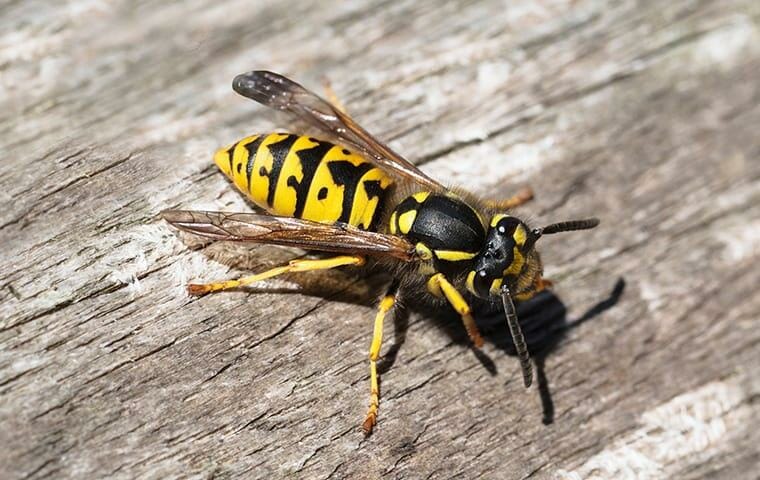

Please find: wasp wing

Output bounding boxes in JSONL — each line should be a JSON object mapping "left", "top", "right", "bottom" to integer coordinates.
{"left": 162, "top": 210, "right": 416, "bottom": 261}
{"left": 232, "top": 70, "right": 444, "bottom": 191}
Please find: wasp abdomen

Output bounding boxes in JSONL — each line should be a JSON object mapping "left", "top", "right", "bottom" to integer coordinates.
{"left": 214, "top": 133, "right": 393, "bottom": 230}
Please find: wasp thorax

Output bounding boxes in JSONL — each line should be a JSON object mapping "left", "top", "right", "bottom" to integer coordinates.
{"left": 389, "top": 192, "right": 485, "bottom": 265}
{"left": 467, "top": 215, "right": 530, "bottom": 299}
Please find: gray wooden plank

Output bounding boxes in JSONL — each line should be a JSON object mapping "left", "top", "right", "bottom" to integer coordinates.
{"left": 1, "top": 0, "right": 758, "bottom": 478}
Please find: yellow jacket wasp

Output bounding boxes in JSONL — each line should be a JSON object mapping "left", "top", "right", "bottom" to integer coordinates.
{"left": 163, "top": 71, "right": 599, "bottom": 434}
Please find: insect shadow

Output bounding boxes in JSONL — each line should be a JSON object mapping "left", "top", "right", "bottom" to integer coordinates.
{"left": 410, "top": 277, "right": 626, "bottom": 425}
{"left": 196, "top": 243, "right": 624, "bottom": 425}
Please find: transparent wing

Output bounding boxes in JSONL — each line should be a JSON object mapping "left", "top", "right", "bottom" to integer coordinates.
{"left": 162, "top": 210, "right": 417, "bottom": 261}
{"left": 232, "top": 70, "right": 444, "bottom": 191}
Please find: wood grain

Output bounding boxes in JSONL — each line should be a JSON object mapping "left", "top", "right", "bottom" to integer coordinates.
{"left": 1, "top": 1, "right": 758, "bottom": 478}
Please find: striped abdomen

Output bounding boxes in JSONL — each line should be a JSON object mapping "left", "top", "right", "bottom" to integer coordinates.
{"left": 214, "top": 133, "right": 393, "bottom": 230}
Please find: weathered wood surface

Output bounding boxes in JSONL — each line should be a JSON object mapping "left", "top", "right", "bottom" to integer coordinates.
{"left": 1, "top": 1, "right": 759, "bottom": 478}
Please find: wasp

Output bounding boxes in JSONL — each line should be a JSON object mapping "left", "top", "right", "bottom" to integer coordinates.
{"left": 162, "top": 71, "right": 599, "bottom": 434}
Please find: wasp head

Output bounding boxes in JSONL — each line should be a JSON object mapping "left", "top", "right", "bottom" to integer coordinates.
{"left": 465, "top": 214, "right": 599, "bottom": 388}
{"left": 466, "top": 215, "right": 538, "bottom": 300}
{"left": 466, "top": 215, "right": 600, "bottom": 301}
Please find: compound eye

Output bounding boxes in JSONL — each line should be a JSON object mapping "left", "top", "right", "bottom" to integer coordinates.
{"left": 470, "top": 269, "right": 493, "bottom": 299}
{"left": 468, "top": 269, "right": 493, "bottom": 298}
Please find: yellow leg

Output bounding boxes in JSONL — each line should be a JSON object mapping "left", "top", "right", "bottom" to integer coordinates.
{"left": 362, "top": 283, "right": 398, "bottom": 435}
{"left": 187, "top": 255, "right": 365, "bottom": 295}
{"left": 485, "top": 186, "right": 534, "bottom": 210}
{"left": 323, "top": 78, "right": 347, "bottom": 114}
{"left": 428, "top": 273, "right": 484, "bottom": 348}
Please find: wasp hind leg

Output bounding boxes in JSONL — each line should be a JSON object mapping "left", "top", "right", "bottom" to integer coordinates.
{"left": 187, "top": 255, "right": 365, "bottom": 295}
{"left": 362, "top": 280, "right": 399, "bottom": 435}
{"left": 485, "top": 186, "right": 534, "bottom": 210}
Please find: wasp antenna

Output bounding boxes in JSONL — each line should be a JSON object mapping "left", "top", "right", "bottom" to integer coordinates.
{"left": 501, "top": 287, "right": 533, "bottom": 388}
{"left": 540, "top": 218, "right": 600, "bottom": 236}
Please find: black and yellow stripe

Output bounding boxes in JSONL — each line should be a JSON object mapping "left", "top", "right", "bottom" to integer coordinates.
{"left": 214, "top": 133, "right": 393, "bottom": 230}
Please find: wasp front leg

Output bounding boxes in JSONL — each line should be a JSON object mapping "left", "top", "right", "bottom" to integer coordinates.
{"left": 515, "top": 276, "right": 554, "bottom": 301}
{"left": 427, "top": 273, "right": 484, "bottom": 348}
{"left": 536, "top": 277, "right": 553, "bottom": 291}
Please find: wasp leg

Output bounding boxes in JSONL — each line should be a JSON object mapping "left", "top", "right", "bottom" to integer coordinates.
{"left": 322, "top": 78, "right": 347, "bottom": 114}
{"left": 427, "top": 273, "right": 484, "bottom": 348}
{"left": 187, "top": 255, "right": 365, "bottom": 295}
{"left": 515, "top": 276, "right": 554, "bottom": 301}
{"left": 362, "top": 281, "right": 399, "bottom": 435}
{"left": 485, "top": 186, "right": 534, "bottom": 210}
{"left": 536, "top": 277, "right": 553, "bottom": 291}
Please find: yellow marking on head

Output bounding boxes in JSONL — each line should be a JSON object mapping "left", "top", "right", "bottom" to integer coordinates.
{"left": 513, "top": 224, "right": 527, "bottom": 246}
{"left": 434, "top": 250, "right": 477, "bottom": 261}
{"left": 415, "top": 242, "right": 433, "bottom": 260}
{"left": 489, "top": 278, "right": 503, "bottom": 296}
{"left": 389, "top": 211, "right": 398, "bottom": 234}
{"left": 490, "top": 214, "right": 509, "bottom": 227}
{"left": 503, "top": 247, "right": 525, "bottom": 276}
{"left": 412, "top": 191, "right": 430, "bottom": 203}
{"left": 398, "top": 210, "right": 417, "bottom": 234}
{"left": 426, "top": 275, "right": 443, "bottom": 298}
{"left": 466, "top": 271, "right": 476, "bottom": 295}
